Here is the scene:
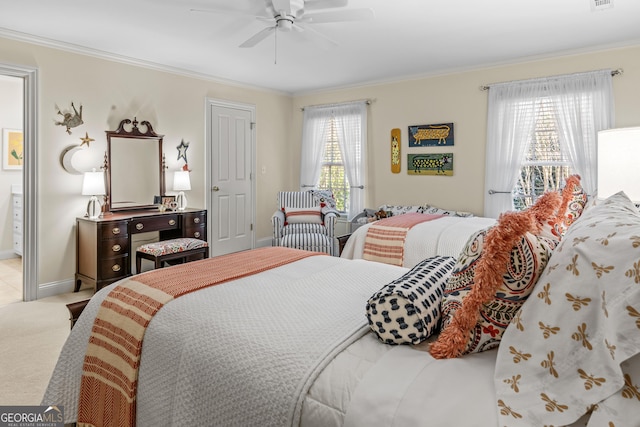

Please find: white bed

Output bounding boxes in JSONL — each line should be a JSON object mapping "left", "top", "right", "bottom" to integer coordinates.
{"left": 43, "top": 194, "right": 640, "bottom": 426}
{"left": 341, "top": 215, "right": 497, "bottom": 267}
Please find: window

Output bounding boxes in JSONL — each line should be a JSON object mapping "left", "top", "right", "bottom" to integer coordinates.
{"left": 513, "top": 98, "right": 572, "bottom": 210}
{"left": 318, "top": 117, "right": 350, "bottom": 212}
{"left": 300, "top": 101, "right": 367, "bottom": 219}
{"left": 484, "top": 70, "right": 614, "bottom": 218}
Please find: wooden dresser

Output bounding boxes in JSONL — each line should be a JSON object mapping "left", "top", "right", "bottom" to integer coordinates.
{"left": 75, "top": 208, "right": 207, "bottom": 292}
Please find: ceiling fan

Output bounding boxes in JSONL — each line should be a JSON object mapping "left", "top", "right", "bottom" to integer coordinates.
{"left": 191, "top": 0, "right": 374, "bottom": 49}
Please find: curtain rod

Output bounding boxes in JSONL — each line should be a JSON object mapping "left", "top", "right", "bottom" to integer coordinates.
{"left": 300, "top": 99, "right": 372, "bottom": 111}
{"left": 480, "top": 68, "right": 623, "bottom": 91}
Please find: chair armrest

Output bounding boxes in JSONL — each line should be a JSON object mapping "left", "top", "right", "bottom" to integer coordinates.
{"left": 271, "top": 210, "right": 285, "bottom": 245}
{"left": 323, "top": 211, "right": 338, "bottom": 238}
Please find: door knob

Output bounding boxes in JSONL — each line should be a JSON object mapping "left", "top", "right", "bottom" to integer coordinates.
{"left": 212, "top": 186, "right": 220, "bottom": 191}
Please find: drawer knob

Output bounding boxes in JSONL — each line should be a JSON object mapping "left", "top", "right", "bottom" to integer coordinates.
{"left": 193, "top": 218, "right": 201, "bottom": 224}
{"left": 193, "top": 231, "right": 201, "bottom": 238}
{"left": 136, "top": 223, "right": 144, "bottom": 230}
{"left": 169, "top": 219, "right": 176, "bottom": 226}
{"left": 112, "top": 264, "right": 121, "bottom": 272}
{"left": 112, "top": 244, "right": 121, "bottom": 252}
{"left": 112, "top": 227, "right": 121, "bottom": 235}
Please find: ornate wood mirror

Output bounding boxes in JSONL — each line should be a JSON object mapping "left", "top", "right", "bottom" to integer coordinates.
{"left": 105, "top": 118, "right": 165, "bottom": 212}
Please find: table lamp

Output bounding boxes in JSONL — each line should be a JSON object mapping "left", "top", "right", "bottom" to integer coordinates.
{"left": 597, "top": 127, "right": 640, "bottom": 203}
{"left": 173, "top": 170, "right": 191, "bottom": 211}
{"left": 82, "top": 168, "right": 106, "bottom": 219}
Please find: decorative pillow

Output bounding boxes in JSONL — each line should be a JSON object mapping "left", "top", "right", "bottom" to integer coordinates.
{"left": 378, "top": 205, "right": 423, "bottom": 216}
{"left": 310, "top": 190, "right": 338, "bottom": 215}
{"left": 366, "top": 255, "right": 456, "bottom": 345}
{"left": 494, "top": 191, "right": 640, "bottom": 426}
{"left": 283, "top": 206, "right": 323, "bottom": 224}
{"left": 422, "top": 204, "right": 474, "bottom": 217}
{"left": 540, "top": 174, "right": 588, "bottom": 240}
{"left": 430, "top": 191, "right": 561, "bottom": 358}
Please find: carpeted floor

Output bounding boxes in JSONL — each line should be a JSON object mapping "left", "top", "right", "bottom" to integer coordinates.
{"left": 0, "top": 290, "right": 92, "bottom": 405}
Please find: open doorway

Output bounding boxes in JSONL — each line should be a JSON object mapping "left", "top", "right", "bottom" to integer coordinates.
{"left": 0, "top": 63, "right": 38, "bottom": 303}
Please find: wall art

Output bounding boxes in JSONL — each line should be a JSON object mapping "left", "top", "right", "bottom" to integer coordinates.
{"left": 407, "top": 153, "right": 453, "bottom": 176}
{"left": 3, "top": 128, "right": 23, "bottom": 170}
{"left": 408, "top": 123, "right": 454, "bottom": 147}
{"left": 55, "top": 102, "right": 84, "bottom": 134}
{"left": 390, "top": 128, "right": 401, "bottom": 173}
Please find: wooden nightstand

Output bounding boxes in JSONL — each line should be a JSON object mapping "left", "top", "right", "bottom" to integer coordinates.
{"left": 337, "top": 233, "right": 352, "bottom": 256}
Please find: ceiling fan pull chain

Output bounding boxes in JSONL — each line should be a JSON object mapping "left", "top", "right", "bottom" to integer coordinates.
{"left": 274, "top": 26, "right": 278, "bottom": 65}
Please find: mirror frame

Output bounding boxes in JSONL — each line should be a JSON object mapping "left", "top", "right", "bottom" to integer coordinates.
{"left": 105, "top": 118, "right": 165, "bottom": 212}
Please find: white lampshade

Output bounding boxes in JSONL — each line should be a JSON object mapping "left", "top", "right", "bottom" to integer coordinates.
{"left": 82, "top": 169, "right": 105, "bottom": 219}
{"left": 173, "top": 170, "right": 191, "bottom": 211}
{"left": 82, "top": 170, "right": 106, "bottom": 196}
{"left": 173, "top": 171, "right": 191, "bottom": 191}
{"left": 597, "top": 127, "right": 640, "bottom": 203}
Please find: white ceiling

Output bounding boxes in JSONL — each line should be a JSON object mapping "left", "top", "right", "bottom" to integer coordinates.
{"left": 1, "top": 0, "right": 639, "bottom": 95}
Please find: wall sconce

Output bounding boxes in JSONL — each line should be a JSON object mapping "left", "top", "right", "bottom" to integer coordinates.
{"left": 82, "top": 168, "right": 106, "bottom": 219}
{"left": 597, "top": 127, "right": 640, "bottom": 203}
{"left": 173, "top": 170, "right": 191, "bottom": 211}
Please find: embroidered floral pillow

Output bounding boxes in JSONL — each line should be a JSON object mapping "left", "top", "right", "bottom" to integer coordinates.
{"left": 430, "top": 191, "right": 561, "bottom": 358}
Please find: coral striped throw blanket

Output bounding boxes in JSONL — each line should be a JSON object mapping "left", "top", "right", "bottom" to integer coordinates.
{"left": 363, "top": 213, "right": 444, "bottom": 266}
{"left": 77, "top": 247, "right": 322, "bottom": 427}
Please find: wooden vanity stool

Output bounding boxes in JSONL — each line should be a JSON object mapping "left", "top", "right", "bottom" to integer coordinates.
{"left": 136, "top": 237, "right": 209, "bottom": 273}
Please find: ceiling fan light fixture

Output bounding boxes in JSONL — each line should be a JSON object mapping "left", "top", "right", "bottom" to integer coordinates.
{"left": 276, "top": 15, "right": 295, "bottom": 31}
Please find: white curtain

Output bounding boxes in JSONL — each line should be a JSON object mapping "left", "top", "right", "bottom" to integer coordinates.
{"left": 300, "top": 108, "right": 330, "bottom": 189}
{"left": 551, "top": 70, "right": 614, "bottom": 197}
{"left": 484, "top": 70, "right": 614, "bottom": 218}
{"left": 300, "top": 101, "right": 368, "bottom": 219}
{"left": 334, "top": 102, "right": 367, "bottom": 220}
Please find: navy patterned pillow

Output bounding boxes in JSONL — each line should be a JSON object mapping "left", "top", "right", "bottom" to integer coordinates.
{"left": 366, "top": 256, "right": 456, "bottom": 345}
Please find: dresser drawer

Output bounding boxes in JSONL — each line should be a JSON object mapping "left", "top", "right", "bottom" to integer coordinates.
{"left": 131, "top": 214, "right": 179, "bottom": 234}
{"left": 100, "top": 237, "right": 129, "bottom": 257}
{"left": 99, "top": 256, "right": 129, "bottom": 280}
{"left": 182, "top": 211, "right": 207, "bottom": 239}
{"left": 100, "top": 221, "right": 129, "bottom": 239}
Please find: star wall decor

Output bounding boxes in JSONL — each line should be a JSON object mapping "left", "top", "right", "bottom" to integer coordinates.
{"left": 176, "top": 139, "right": 189, "bottom": 163}
{"left": 80, "top": 132, "right": 94, "bottom": 147}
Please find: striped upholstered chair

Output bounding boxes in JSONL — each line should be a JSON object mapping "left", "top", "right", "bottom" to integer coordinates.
{"left": 271, "top": 190, "right": 339, "bottom": 256}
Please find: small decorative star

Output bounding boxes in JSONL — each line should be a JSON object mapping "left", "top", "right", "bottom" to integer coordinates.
{"left": 176, "top": 139, "right": 189, "bottom": 163}
{"left": 80, "top": 132, "right": 94, "bottom": 147}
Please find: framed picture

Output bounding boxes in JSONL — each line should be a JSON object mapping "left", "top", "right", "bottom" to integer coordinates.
{"left": 161, "top": 195, "right": 176, "bottom": 207}
{"left": 3, "top": 128, "right": 23, "bottom": 170}
{"left": 408, "top": 123, "right": 454, "bottom": 147}
{"left": 407, "top": 153, "right": 453, "bottom": 176}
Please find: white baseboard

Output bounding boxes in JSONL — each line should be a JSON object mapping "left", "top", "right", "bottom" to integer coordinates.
{"left": 256, "top": 237, "right": 272, "bottom": 248}
{"left": 37, "top": 279, "right": 76, "bottom": 299}
{"left": 0, "top": 250, "right": 19, "bottom": 260}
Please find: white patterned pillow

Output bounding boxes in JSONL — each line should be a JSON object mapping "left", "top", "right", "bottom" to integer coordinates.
{"left": 494, "top": 192, "right": 640, "bottom": 426}
{"left": 366, "top": 256, "right": 456, "bottom": 345}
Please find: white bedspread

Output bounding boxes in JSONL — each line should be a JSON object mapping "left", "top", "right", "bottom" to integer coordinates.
{"left": 43, "top": 256, "right": 406, "bottom": 426}
{"left": 341, "top": 216, "right": 496, "bottom": 267}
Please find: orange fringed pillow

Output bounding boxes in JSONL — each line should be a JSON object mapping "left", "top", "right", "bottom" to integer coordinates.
{"left": 429, "top": 192, "right": 561, "bottom": 359}
{"left": 539, "top": 174, "right": 588, "bottom": 240}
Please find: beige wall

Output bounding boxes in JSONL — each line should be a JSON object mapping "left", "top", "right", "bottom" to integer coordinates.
{"left": 1, "top": 34, "right": 639, "bottom": 292}
{"left": 0, "top": 37, "right": 293, "bottom": 287}
{"left": 291, "top": 44, "right": 640, "bottom": 216}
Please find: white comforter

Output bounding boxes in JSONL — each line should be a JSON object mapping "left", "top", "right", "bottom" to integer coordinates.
{"left": 341, "top": 216, "right": 497, "bottom": 267}
{"left": 43, "top": 256, "right": 405, "bottom": 426}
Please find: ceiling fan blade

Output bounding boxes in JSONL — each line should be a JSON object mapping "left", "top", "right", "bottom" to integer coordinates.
{"left": 271, "top": 0, "right": 292, "bottom": 15}
{"left": 304, "top": 0, "right": 349, "bottom": 11}
{"left": 239, "top": 26, "right": 276, "bottom": 48}
{"left": 303, "top": 8, "right": 374, "bottom": 24}
{"left": 293, "top": 23, "right": 338, "bottom": 49}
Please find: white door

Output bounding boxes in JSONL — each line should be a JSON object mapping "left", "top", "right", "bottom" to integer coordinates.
{"left": 207, "top": 99, "right": 255, "bottom": 256}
